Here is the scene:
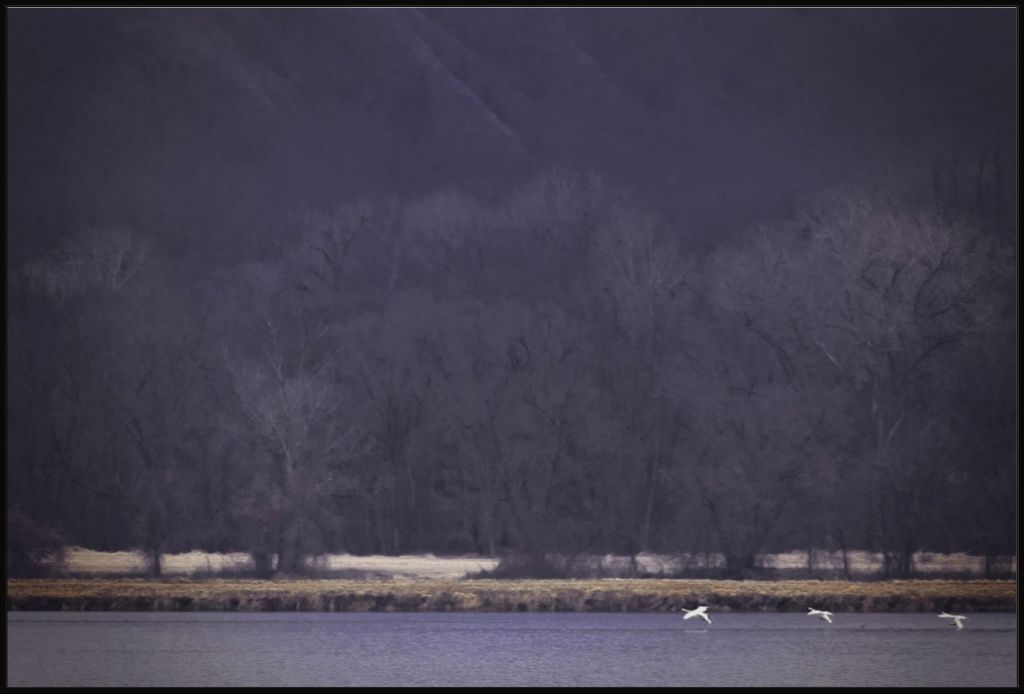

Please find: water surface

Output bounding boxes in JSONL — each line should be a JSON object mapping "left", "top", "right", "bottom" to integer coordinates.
{"left": 6, "top": 612, "right": 1017, "bottom": 687}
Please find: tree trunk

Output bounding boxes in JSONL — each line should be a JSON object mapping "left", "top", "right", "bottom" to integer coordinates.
{"left": 147, "top": 545, "right": 162, "bottom": 578}
{"left": 144, "top": 503, "right": 164, "bottom": 578}
{"left": 641, "top": 459, "right": 657, "bottom": 552}
{"left": 275, "top": 515, "right": 302, "bottom": 577}
{"left": 837, "top": 528, "right": 852, "bottom": 581}
{"left": 252, "top": 551, "right": 274, "bottom": 578}
{"left": 723, "top": 550, "right": 758, "bottom": 579}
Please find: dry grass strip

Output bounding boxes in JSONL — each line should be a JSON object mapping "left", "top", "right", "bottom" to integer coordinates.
{"left": 7, "top": 578, "right": 1015, "bottom": 612}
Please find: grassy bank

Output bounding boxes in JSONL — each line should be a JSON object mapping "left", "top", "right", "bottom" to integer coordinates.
{"left": 6, "top": 578, "right": 1015, "bottom": 612}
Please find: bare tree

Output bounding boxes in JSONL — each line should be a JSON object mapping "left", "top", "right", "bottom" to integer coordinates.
{"left": 344, "top": 297, "right": 433, "bottom": 553}
{"left": 796, "top": 188, "right": 1011, "bottom": 575}
{"left": 223, "top": 315, "right": 360, "bottom": 576}
{"left": 16, "top": 230, "right": 218, "bottom": 576}
{"left": 585, "top": 205, "right": 696, "bottom": 559}
{"left": 401, "top": 188, "right": 492, "bottom": 295}
{"left": 663, "top": 315, "right": 826, "bottom": 577}
{"left": 294, "top": 202, "right": 375, "bottom": 296}
{"left": 590, "top": 205, "right": 692, "bottom": 358}
{"left": 26, "top": 226, "right": 155, "bottom": 301}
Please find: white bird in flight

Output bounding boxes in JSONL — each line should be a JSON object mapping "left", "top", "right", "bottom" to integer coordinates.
{"left": 807, "top": 607, "right": 833, "bottom": 623}
{"left": 681, "top": 605, "right": 711, "bottom": 624}
{"left": 938, "top": 612, "right": 967, "bottom": 630}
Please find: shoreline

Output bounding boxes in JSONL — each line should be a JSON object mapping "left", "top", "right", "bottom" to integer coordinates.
{"left": 7, "top": 578, "right": 1016, "bottom": 613}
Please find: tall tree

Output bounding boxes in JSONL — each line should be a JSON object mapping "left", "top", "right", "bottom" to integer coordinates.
{"left": 796, "top": 188, "right": 1011, "bottom": 575}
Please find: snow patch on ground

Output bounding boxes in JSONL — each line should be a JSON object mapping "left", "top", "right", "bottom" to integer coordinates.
{"left": 58, "top": 547, "right": 499, "bottom": 579}
{"left": 306, "top": 553, "right": 500, "bottom": 579}
{"left": 53, "top": 547, "right": 1014, "bottom": 579}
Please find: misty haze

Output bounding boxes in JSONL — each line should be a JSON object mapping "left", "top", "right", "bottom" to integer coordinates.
{"left": 6, "top": 7, "right": 1017, "bottom": 688}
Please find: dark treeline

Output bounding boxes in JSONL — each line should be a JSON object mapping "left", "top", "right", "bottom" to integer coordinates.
{"left": 6, "top": 169, "right": 1016, "bottom": 579}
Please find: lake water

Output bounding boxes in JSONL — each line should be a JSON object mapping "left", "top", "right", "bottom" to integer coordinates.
{"left": 6, "top": 612, "right": 1017, "bottom": 687}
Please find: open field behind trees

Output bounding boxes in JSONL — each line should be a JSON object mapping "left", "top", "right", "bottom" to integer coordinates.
{"left": 38, "top": 548, "right": 1018, "bottom": 580}
{"left": 7, "top": 578, "right": 1015, "bottom": 613}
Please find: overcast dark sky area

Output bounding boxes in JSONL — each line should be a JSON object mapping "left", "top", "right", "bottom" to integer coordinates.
{"left": 7, "top": 7, "right": 1017, "bottom": 267}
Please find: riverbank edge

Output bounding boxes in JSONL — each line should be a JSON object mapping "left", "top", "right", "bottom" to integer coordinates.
{"left": 6, "top": 578, "right": 1016, "bottom": 612}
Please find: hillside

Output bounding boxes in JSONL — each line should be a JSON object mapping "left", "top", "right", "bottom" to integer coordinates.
{"left": 8, "top": 8, "right": 1016, "bottom": 267}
